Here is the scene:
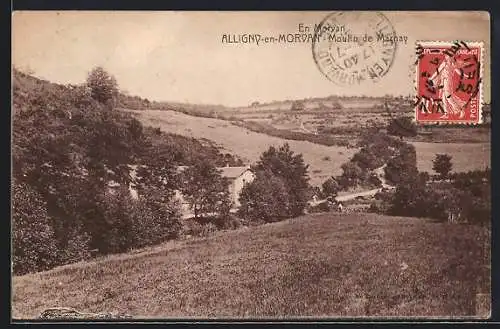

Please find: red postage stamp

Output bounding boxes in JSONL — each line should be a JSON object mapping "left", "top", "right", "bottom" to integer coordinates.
{"left": 414, "top": 41, "right": 483, "bottom": 125}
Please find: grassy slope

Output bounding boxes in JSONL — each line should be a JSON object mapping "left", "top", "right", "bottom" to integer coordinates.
{"left": 12, "top": 213, "right": 490, "bottom": 319}
{"left": 128, "top": 109, "right": 491, "bottom": 186}
{"left": 127, "top": 109, "right": 357, "bottom": 186}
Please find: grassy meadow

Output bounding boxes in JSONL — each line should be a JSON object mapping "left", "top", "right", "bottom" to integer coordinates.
{"left": 12, "top": 213, "right": 490, "bottom": 319}
{"left": 128, "top": 109, "right": 491, "bottom": 186}
{"left": 128, "top": 109, "right": 357, "bottom": 185}
{"left": 411, "top": 142, "right": 491, "bottom": 174}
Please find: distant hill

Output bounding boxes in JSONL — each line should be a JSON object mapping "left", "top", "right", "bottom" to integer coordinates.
{"left": 138, "top": 95, "right": 412, "bottom": 117}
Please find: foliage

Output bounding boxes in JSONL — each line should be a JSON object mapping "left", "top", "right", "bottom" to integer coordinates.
{"left": 384, "top": 143, "right": 418, "bottom": 185}
{"left": 351, "top": 147, "right": 384, "bottom": 171}
{"left": 131, "top": 191, "right": 183, "bottom": 247}
{"left": 182, "top": 219, "right": 219, "bottom": 238}
{"left": 209, "top": 213, "right": 242, "bottom": 230}
{"left": 238, "top": 170, "right": 291, "bottom": 223}
{"left": 387, "top": 116, "right": 417, "bottom": 139}
{"left": 385, "top": 168, "right": 490, "bottom": 225}
{"left": 118, "top": 93, "right": 151, "bottom": 111}
{"left": 450, "top": 169, "right": 491, "bottom": 225}
{"left": 141, "top": 126, "right": 244, "bottom": 167}
{"left": 432, "top": 154, "right": 453, "bottom": 180}
{"left": 388, "top": 177, "right": 443, "bottom": 218}
{"left": 12, "top": 181, "right": 58, "bottom": 275}
{"left": 86, "top": 66, "right": 119, "bottom": 105}
{"left": 179, "top": 160, "right": 231, "bottom": 219}
{"left": 253, "top": 143, "right": 310, "bottom": 217}
{"left": 11, "top": 68, "right": 228, "bottom": 274}
{"left": 61, "top": 224, "right": 92, "bottom": 265}
{"left": 338, "top": 162, "right": 366, "bottom": 189}
{"left": 334, "top": 130, "right": 406, "bottom": 190}
{"left": 98, "top": 187, "right": 137, "bottom": 254}
{"left": 232, "top": 120, "right": 351, "bottom": 147}
{"left": 419, "top": 171, "right": 430, "bottom": 184}
{"left": 368, "top": 199, "right": 392, "bottom": 214}
{"left": 291, "top": 100, "right": 305, "bottom": 111}
{"left": 322, "top": 177, "right": 340, "bottom": 198}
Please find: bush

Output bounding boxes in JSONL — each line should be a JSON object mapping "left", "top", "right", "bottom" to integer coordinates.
{"left": 12, "top": 182, "right": 58, "bottom": 275}
{"left": 322, "top": 177, "right": 340, "bottom": 198}
{"left": 338, "top": 162, "right": 366, "bottom": 189}
{"left": 60, "top": 224, "right": 92, "bottom": 264}
{"left": 352, "top": 147, "right": 383, "bottom": 171}
{"left": 210, "top": 213, "right": 242, "bottom": 230}
{"left": 131, "top": 193, "right": 183, "bottom": 248}
{"left": 182, "top": 219, "right": 204, "bottom": 237}
{"left": 98, "top": 187, "right": 137, "bottom": 254}
{"left": 368, "top": 174, "right": 383, "bottom": 187}
{"left": 387, "top": 116, "right": 417, "bottom": 139}
{"left": 200, "top": 222, "right": 218, "bottom": 237}
{"left": 182, "top": 220, "right": 218, "bottom": 238}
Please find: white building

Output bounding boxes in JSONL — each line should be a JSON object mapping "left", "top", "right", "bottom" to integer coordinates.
{"left": 218, "top": 166, "right": 255, "bottom": 208}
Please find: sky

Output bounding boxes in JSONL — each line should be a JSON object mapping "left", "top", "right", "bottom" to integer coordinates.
{"left": 12, "top": 11, "right": 490, "bottom": 107}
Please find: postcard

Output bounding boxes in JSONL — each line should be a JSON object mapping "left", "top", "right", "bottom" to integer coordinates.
{"left": 11, "top": 11, "right": 491, "bottom": 320}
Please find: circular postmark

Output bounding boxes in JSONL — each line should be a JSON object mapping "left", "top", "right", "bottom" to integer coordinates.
{"left": 312, "top": 11, "right": 398, "bottom": 87}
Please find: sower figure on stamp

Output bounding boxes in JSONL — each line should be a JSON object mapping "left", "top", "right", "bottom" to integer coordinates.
{"left": 428, "top": 55, "right": 468, "bottom": 119}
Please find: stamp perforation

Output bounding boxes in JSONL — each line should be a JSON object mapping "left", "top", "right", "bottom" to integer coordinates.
{"left": 413, "top": 40, "right": 484, "bottom": 126}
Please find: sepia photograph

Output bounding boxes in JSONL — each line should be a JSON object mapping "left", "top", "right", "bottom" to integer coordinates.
{"left": 11, "top": 11, "right": 491, "bottom": 320}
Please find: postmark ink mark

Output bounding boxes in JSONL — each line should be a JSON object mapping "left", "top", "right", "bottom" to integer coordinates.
{"left": 312, "top": 11, "right": 398, "bottom": 87}
{"left": 414, "top": 41, "right": 483, "bottom": 125}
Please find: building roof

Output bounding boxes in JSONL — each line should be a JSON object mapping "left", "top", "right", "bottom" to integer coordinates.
{"left": 218, "top": 166, "right": 252, "bottom": 179}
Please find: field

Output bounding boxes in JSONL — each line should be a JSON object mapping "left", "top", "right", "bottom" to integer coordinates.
{"left": 155, "top": 97, "right": 491, "bottom": 144}
{"left": 128, "top": 109, "right": 491, "bottom": 186}
{"left": 411, "top": 142, "right": 491, "bottom": 174}
{"left": 12, "top": 213, "right": 490, "bottom": 319}
{"left": 128, "top": 109, "right": 357, "bottom": 185}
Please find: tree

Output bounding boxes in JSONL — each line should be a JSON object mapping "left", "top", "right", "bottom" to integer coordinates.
{"left": 238, "top": 170, "right": 290, "bottom": 223}
{"left": 322, "top": 177, "right": 340, "bottom": 198}
{"left": 253, "top": 143, "right": 310, "bottom": 217}
{"left": 86, "top": 66, "right": 119, "bottom": 105}
{"left": 338, "top": 162, "right": 365, "bottom": 189}
{"left": 351, "top": 147, "right": 383, "bottom": 171}
{"left": 180, "top": 161, "right": 231, "bottom": 219}
{"left": 384, "top": 143, "right": 418, "bottom": 185}
{"left": 432, "top": 154, "right": 453, "bottom": 180}
{"left": 451, "top": 168, "right": 491, "bottom": 225}
{"left": 131, "top": 187, "right": 182, "bottom": 246}
{"left": 387, "top": 116, "right": 417, "bottom": 139}
{"left": 388, "top": 175, "right": 439, "bottom": 218}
